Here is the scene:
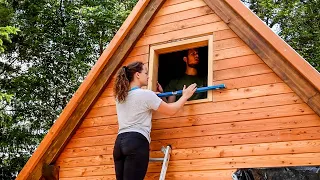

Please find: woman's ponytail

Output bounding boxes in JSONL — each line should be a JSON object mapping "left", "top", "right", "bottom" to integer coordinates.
{"left": 113, "top": 62, "right": 144, "bottom": 103}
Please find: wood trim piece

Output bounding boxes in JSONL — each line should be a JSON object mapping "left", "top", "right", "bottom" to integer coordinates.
{"left": 203, "top": 0, "right": 320, "bottom": 117}
{"left": 148, "top": 35, "right": 214, "bottom": 103}
{"left": 41, "top": 164, "right": 59, "bottom": 180}
{"left": 17, "top": 0, "right": 165, "bottom": 179}
{"left": 150, "top": 35, "right": 210, "bottom": 53}
{"left": 147, "top": 47, "right": 159, "bottom": 91}
{"left": 308, "top": 93, "right": 320, "bottom": 115}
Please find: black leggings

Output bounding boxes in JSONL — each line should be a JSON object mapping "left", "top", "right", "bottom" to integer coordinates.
{"left": 113, "top": 132, "right": 150, "bottom": 180}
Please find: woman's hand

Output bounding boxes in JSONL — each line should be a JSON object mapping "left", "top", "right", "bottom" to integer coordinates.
{"left": 156, "top": 83, "right": 197, "bottom": 116}
{"left": 182, "top": 83, "right": 197, "bottom": 100}
{"left": 156, "top": 82, "right": 164, "bottom": 93}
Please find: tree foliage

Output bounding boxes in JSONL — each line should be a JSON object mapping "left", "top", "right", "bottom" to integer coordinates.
{"left": 242, "top": 0, "right": 319, "bottom": 71}
{"left": 0, "top": 0, "right": 19, "bottom": 53}
{"left": 0, "top": 0, "right": 319, "bottom": 179}
{"left": 0, "top": 0, "right": 137, "bottom": 178}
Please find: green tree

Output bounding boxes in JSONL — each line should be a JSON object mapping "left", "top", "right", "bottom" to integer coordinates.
{"left": 0, "top": 0, "right": 137, "bottom": 178}
{"left": 0, "top": 0, "right": 23, "bottom": 178}
{"left": 0, "top": 0, "right": 19, "bottom": 53}
{"left": 241, "top": 0, "right": 319, "bottom": 71}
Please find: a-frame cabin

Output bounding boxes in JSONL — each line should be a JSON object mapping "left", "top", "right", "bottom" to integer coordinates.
{"left": 17, "top": 0, "right": 320, "bottom": 179}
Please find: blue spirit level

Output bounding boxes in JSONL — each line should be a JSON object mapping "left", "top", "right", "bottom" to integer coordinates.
{"left": 157, "top": 84, "right": 226, "bottom": 97}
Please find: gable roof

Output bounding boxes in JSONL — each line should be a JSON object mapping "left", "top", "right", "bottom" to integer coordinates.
{"left": 17, "top": 0, "right": 320, "bottom": 179}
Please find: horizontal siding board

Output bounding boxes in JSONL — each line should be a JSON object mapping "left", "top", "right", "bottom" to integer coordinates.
{"left": 87, "top": 93, "right": 302, "bottom": 118}
{"left": 80, "top": 116, "right": 117, "bottom": 129}
{"left": 93, "top": 97, "right": 115, "bottom": 108}
{"left": 155, "top": 139, "right": 320, "bottom": 161}
{"left": 153, "top": 93, "right": 302, "bottom": 120}
{"left": 58, "top": 130, "right": 320, "bottom": 168}
{"left": 150, "top": 126, "right": 320, "bottom": 150}
{"left": 213, "top": 83, "right": 292, "bottom": 102}
{"left": 59, "top": 145, "right": 114, "bottom": 159}
{"left": 59, "top": 138, "right": 320, "bottom": 161}
{"left": 213, "top": 64, "right": 273, "bottom": 81}
{"left": 122, "top": 54, "right": 148, "bottom": 66}
{"left": 73, "top": 125, "right": 118, "bottom": 139}
{"left": 74, "top": 113, "right": 318, "bottom": 140}
{"left": 153, "top": 103, "right": 314, "bottom": 129}
{"left": 151, "top": 114, "right": 320, "bottom": 140}
{"left": 150, "top": 6, "right": 214, "bottom": 27}
{"left": 65, "top": 120, "right": 319, "bottom": 149}
{"left": 213, "top": 54, "right": 264, "bottom": 71}
{"left": 145, "top": 170, "right": 235, "bottom": 180}
{"left": 213, "top": 37, "right": 246, "bottom": 51}
{"left": 191, "top": 103, "right": 314, "bottom": 126}
{"left": 214, "top": 73, "right": 282, "bottom": 89}
{"left": 213, "top": 29, "right": 237, "bottom": 41}
{"left": 144, "top": 14, "right": 221, "bottom": 36}
{"left": 59, "top": 153, "right": 320, "bottom": 177}
{"left": 162, "top": 0, "right": 194, "bottom": 7}
{"left": 59, "top": 176, "right": 116, "bottom": 180}
{"left": 127, "top": 45, "right": 149, "bottom": 57}
{"left": 59, "top": 169, "right": 235, "bottom": 180}
{"left": 155, "top": 0, "right": 206, "bottom": 17}
{"left": 214, "top": 45, "right": 255, "bottom": 60}
{"left": 80, "top": 103, "right": 312, "bottom": 130}
{"left": 157, "top": 153, "right": 320, "bottom": 172}
{"left": 100, "top": 87, "right": 113, "bottom": 98}
{"left": 74, "top": 103, "right": 315, "bottom": 139}
{"left": 93, "top": 83, "right": 292, "bottom": 108}
{"left": 136, "top": 22, "right": 229, "bottom": 47}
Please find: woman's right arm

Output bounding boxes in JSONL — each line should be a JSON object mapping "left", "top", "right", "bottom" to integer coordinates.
{"left": 156, "top": 83, "right": 197, "bottom": 116}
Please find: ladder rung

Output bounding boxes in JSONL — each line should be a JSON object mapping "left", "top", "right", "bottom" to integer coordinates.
{"left": 149, "top": 158, "right": 164, "bottom": 162}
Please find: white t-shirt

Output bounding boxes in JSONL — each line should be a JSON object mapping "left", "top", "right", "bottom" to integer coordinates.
{"left": 116, "top": 88, "right": 162, "bottom": 143}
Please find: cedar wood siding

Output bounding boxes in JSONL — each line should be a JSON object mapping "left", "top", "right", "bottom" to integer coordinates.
{"left": 56, "top": 0, "right": 320, "bottom": 179}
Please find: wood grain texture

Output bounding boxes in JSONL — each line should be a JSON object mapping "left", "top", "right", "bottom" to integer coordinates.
{"left": 150, "top": 126, "right": 320, "bottom": 150}
{"left": 136, "top": 21, "right": 229, "bottom": 47}
{"left": 213, "top": 54, "right": 263, "bottom": 71}
{"left": 213, "top": 64, "right": 273, "bottom": 81}
{"left": 155, "top": 0, "right": 206, "bottom": 17}
{"left": 59, "top": 153, "right": 320, "bottom": 177}
{"left": 150, "top": 6, "right": 214, "bottom": 27}
{"left": 214, "top": 73, "right": 282, "bottom": 89}
{"left": 86, "top": 93, "right": 302, "bottom": 118}
{"left": 144, "top": 14, "right": 221, "bottom": 37}
{"left": 59, "top": 169, "right": 235, "bottom": 180}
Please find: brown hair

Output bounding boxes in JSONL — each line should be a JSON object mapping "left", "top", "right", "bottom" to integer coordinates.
{"left": 113, "top": 61, "right": 144, "bottom": 103}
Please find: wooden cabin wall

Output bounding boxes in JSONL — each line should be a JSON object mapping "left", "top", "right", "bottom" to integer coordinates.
{"left": 56, "top": 0, "right": 320, "bottom": 179}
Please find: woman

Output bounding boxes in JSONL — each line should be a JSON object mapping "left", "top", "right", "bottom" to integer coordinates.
{"left": 113, "top": 61, "right": 196, "bottom": 180}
